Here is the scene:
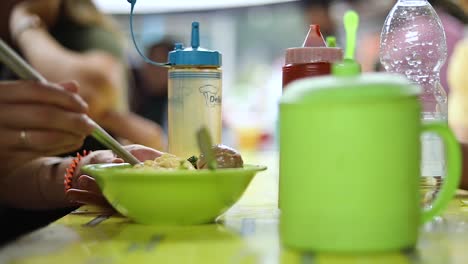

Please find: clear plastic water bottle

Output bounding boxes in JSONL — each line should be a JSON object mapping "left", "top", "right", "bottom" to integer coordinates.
{"left": 380, "top": 0, "right": 448, "bottom": 206}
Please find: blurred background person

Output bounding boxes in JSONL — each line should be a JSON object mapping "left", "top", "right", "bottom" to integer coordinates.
{"left": 130, "top": 39, "right": 174, "bottom": 131}
{"left": 301, "top": 0, "right": 336, "bottom": 37}
{"left": 447, "top": 0, "right": 468, "bottom": 189}
{"left": 431, "top": 0, "right": 467, "bottom": 93}
{"left": 9, "top": 0, "right": 166, "bottom": 150}
{"left": 448, "top": 38, "right": 468, "bottom": 189}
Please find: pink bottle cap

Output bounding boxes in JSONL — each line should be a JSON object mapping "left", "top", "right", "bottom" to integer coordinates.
{"left": 285, "top": 25, "right": 343, "bottom": 65}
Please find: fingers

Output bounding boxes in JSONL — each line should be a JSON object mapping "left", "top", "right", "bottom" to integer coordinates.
{"left": 84, "top": 150, "right": 119, "bottom": 165}
{"left": 40, "top": 143, "right": 85, "bottom": 156}
{"left": 0, "top": 80, "right": 88, "bottom": 113}
{"left": 71, "top": 150, "right": 121, "bottom": 180}
{"left": 112, "top": 158, "right": 124, "bottom": 163}
{"left": 65, "top": 189, "right": 112, "bottom": 208}
{"left": 0, "top": 103, "right": 94, "bottom": 136}
{"left": 77, "top": 175, "right": 101, "bottom": 193}
{"left": 0, "top": 127, "right": 85, "bottom": 153}
{"left": 62, "top": 145, "right": 163, "bottom": 210}
{"left": 59, "top": 81, "right": 79, "bottom": 94}
{"left": 125, "top": 144, "right": 163, "bottom": 161}
{"left": 72, "top": 150, "right": 120, "bottom": 180}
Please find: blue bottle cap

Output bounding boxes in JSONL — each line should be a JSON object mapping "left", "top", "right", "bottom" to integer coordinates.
{"left": 168, "top": 22, "right": 222, "bottom": 67}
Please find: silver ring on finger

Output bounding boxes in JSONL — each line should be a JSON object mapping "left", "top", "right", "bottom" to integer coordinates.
{"left": 19, "top": 130, "right": 29, "bottom": 147}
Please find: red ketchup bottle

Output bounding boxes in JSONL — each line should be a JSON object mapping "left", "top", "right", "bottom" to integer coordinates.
{"left": 282, "top": 25, "right": 343, "bottom": 89}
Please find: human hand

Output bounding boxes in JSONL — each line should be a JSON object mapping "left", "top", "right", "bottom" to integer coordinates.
{"left": 0, "top": 81, "right": 93, "bottom": 173}
{"left": 65, "top": 145, "right": 163, "bottom": 208}
{"left": 10, "top": 0, "right": 126, "bottom": 122}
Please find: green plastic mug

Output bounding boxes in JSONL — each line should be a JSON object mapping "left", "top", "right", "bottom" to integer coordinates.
{"left": 279, "top": 73, "right": 461, "bottom": 252}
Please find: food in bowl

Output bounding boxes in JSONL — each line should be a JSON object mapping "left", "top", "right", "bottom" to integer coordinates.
{"left": 134, "top": 144, "right": 244, "bottom": 171}
{"left": 197, "top": 144, "right": 243, "bottom": 169}
{"left": 134, "top": 153, "right": 195, "bottom": 170}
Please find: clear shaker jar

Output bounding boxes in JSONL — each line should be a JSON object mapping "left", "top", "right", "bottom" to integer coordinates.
{"left": 167, "top": 22, "right": 222, "bottom": 158}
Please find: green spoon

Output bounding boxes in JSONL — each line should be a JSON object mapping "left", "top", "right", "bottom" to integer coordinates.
{"left": 343, "top": 10, "right": 359, "bottom": 60}
{"left": 196, "top": 127, "right": 217, "bottom": 170}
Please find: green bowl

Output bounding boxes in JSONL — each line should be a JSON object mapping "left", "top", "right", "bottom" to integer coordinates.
{"left": 81, "top": 164, "right": 267, "bottom": 225}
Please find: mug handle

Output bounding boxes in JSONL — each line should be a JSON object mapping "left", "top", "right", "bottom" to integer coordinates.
{"left": 421, "top": 122, "right": 462, "bottom": 224}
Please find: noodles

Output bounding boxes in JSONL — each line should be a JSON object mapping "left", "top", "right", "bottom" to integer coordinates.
{"left": 133, "top": 145, "right": 243, "bottom": 171}
{"left": 134, "top": 153, "right": 195, "bottom": 170}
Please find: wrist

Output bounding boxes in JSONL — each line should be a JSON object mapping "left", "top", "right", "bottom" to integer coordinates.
{"left": 64, "top": 151, "right": 91, "bottom": 192}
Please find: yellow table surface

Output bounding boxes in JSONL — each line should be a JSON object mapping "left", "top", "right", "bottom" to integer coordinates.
{"left": 1, "top": 151, "right": 468, "bottom": 264}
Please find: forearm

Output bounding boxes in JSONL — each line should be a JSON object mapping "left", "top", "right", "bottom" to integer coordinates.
{"left": 0, "top": 157, "right": 73, "bottom": 210}
{"left": 16, "top": 28, "right": 118, "bottom": 116}
{"left": 17, "top": 29, "right": 125, "bottom": 118}
{"left": 11, "top": 0, "right": 70, "bottom": 80}
{"left": 100, "top": 111, "right": 166, "bottom": 151}
{"left": 11, "top": 2, "right": 128, "bottom": 119}
{"left": 16, "top": 28, "right": 77, "bottom": 81}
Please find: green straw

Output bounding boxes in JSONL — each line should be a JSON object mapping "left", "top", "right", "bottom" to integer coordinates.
{"left": 326, "top": 36, "right": 337, "bottom": 48}
{"left": 343, "top": 10, "right": 359, "bottom": 60}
